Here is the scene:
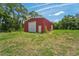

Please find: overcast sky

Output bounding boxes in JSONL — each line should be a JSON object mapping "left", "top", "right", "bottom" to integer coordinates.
{"left": 23, "top": 3, "right": 79, "bottom": 22}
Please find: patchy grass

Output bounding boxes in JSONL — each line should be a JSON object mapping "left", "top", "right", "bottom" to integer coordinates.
{"left": 0, "top": 30, "right": 79, "bottom": 56}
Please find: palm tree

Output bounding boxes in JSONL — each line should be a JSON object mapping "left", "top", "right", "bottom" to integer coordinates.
{"left": 29, "top": 11, "right": 39, "bottom": 18}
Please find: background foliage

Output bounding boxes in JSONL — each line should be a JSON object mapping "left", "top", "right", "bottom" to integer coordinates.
{"left": 0, "top": 3, "right": 40, "bottom": 32}
{"left": 53, "top": 14, "right": 79, "bottom": 30}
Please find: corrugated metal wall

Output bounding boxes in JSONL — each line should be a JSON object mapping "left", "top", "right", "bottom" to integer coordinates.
{"left": 24, "top": 18, "right": 53, "bottom": 33}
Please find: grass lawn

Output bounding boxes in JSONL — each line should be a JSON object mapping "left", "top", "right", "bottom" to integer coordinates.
{"left": 0, "top": 30, "right": 79, "bottom": 56}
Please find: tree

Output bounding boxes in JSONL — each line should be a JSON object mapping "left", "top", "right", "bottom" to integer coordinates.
{"left": 0, "top": 3, "right": 42, "bottom": 32}
{"left": 0, "top": 3, "right": 29, "bottom": 32}
{"left": 53, "top": 14, "right": 79, "bottom": 30}
{"left": 29, "top": 11, "right": 43, "bottom": 18}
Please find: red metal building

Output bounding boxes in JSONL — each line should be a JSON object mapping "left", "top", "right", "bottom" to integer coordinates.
{"left": 24, "top": 18, "right": 53, "bottom": 33}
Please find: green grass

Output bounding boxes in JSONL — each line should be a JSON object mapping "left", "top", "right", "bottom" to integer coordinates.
{"left": 0, "top": 30, "right": 79, "bottom": 56}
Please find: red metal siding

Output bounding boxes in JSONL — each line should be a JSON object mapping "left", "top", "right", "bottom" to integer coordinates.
{"left": 24, "top": 21, "right": 28, "bottom": 32}
{"left": 43, "top": 18, "right": 52, "bottom": 31}
{"left": 24, "top": 18, "right": 53, "bottom": 32}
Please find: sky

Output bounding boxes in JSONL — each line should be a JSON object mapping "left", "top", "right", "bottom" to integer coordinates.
{"left": 23, "top": 3, "right": 79, "bottom": 22}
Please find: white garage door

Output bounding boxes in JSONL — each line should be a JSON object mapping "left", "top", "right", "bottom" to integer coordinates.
{"left": 38, "top": 25, "right": 42, "bottom": 33}
{"left": 28, "top": 21, "right": 36, "bottom": 32}
{"left": 51, "top": 25, "right": 53, "bottom": 30}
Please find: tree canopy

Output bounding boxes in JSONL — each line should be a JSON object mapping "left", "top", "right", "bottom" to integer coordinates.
{"left": 0, "top": 3, "right": 41, "bottom": 32}
{"left": 54, "top": 14, "right": 79, "bottom": 30}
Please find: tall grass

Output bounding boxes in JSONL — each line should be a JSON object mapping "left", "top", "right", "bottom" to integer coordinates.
{"left": 0, "top": 30, "right": 79, "bottom": 56}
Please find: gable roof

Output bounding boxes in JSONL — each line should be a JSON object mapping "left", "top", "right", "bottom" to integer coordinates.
{"left": 24, "top": 18, "right": 53, "bottom": 25}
